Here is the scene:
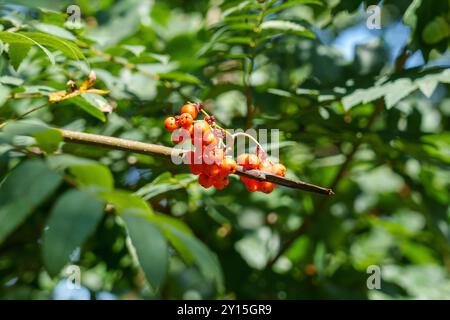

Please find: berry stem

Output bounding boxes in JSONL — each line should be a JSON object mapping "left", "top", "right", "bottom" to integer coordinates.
{"left": 232, "top": 132, "right": 268, "bottom": 161}
{"left": 199, "top": 107, "right": 234, "bottom": 139}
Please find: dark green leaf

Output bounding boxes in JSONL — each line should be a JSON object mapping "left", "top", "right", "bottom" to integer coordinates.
{"left": 69, "top": 163, "right": 114, "bottom": 191}
{"left": 42, "top": 189, "right": 104, "bottom": 276}
{"left": 8, "top": 43, "right": 31, "bottom": 70}
{"left": 0, "top": 160, "right": 62, "bottom": 244}
{"left": 33, "top": 128, "right": 62, "bottom": 154}
{"left": 123, "top": 213, "right": 168, "bottom": 290}
{"left": 71, "top": 95, "right": 107, "bottom": 122}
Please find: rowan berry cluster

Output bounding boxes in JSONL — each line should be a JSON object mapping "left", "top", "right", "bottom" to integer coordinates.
{"left": 237, "top": 153, "right": 286, "bottom": 193}
{"left": 163, "top": 102, "right": 286, "bottom": 193}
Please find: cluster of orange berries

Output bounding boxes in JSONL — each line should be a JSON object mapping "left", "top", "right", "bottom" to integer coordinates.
{"left": 184, "top": 150, "right": 237, "bottom": 190}
{"left": 237, "top": 153, "right": 286, "bottom": 193}
{"left": 163, "top": 102, "right": 286, "bottom": 193}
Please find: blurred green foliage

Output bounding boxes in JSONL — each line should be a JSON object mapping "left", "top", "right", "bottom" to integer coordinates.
{"left": 0, "top": 0, "right": 449, "bottom": 299}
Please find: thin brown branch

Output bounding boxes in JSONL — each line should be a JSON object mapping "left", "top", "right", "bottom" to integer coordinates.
{"left": 236, "top": 167, "right": 333, "bottom": 195}
{"left": 59, "top": 129, "right": 175, "bottom": 157}
{"left": 58, "top": 128, "right": 333, "bottom": 195}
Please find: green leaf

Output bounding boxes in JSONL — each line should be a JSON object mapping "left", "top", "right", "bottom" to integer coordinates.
{"left": 384, "top": 78, "right": 416, "bottom": 109}
{"left": 32, "top": 23, "right": 77, "bottom": 41}
{"left": 0, "top": 84, "right": 10, "bottom": 106}
{"left": 403, "top": 0, "right": 422, "bottom": 31}
{"left": 223, "top": 13, "right": 259, "bottom": 23}
{"left": 158, "top": 72, "right": 201, "bottom": 84}
{"left": 156, "top": 221, "right": 224, "bottom": 292}
{"left": 122, "top": 44, "right": 146, "bottom": 56}
{"left": 417, "top": 78, "right": 438, "bottom": 98}
{"left": 71, "top": 95, "right": 107, "bottom": 122}
{"left": 0, "top": 75, "right": 24, "bottom": 86}
{"left": 46, "top": 154, "right": 94, "bottom": 171}
{"left": 222, "top": 1, "right": 260, "bottom": 17}
{"left": 0, "top": 160, "right": 62, "bottom": 244}
{"left": 221, "top": 36, "right": 254, "bottom": 46}
{"left": 0, "top": 31, "right": 85, "bottom": 63}
{"left": 33, "top": 128, "right": 63, "bottom": 154}
{"left": 136, "top": 172, "right": 195, "bottom": 200}
{"left": 42, "top": 189, "right": 104, "bottom": 276}
{"left": 0, "top": 32, "right": 55, "bottom": 65}
{"left": 8, "top": 43, "right": 31, "bottom": 70}
{"left": 19, "top": 32, "right": 84, "bottom": 60}
{"left": 266, "top": 0, "right": 323, "bottom": 15}
{"left": 422, "top": 16, "right": 450, "bottom": 45}
{"left": 1, "top": 119, "right": 51, "bottom": 146}
{"left": 68, "top": 163, "right": 114, "bottom": 191}
{"left": 123, "top": 213, "right": 168, "bottom": 290}
{"left": 259, "top": 20, "right": 315, "bottom": 38}
{"left": 341, "top": 67, "right": 450, "bottom": 110}
{"left": 100, "top": 190, "right": 153, "bottom": 216}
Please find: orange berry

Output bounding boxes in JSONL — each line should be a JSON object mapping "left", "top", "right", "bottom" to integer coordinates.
{"left": 247, "top": 154, "right": 260, "bottom": 169}
{"left": 187, "top": 124, "right": 194, "bottom": 137}
{"left": 237, "top": 153, "right": 259, "bottom": 169}
{"left": 192, "top": 121, "right": 210, "bottom": 147}
{"left": 164, "top": 117, "right": 178, "bottom": 131}
{"left": 193, "top": 120, "right": 209, "bottom": 134}
{"left": 213, "top": 175, "right": 229, "bottom": 190}
{"left": 259, "top": 161, "right": 274, "bottom": 173}
{"left": 171, "top": 128, "right": 189, "bottom": 144}
{"left": 189, "top": 163, "right": 203, "bottom": 175}
{"left": 179, "top": 113, "right": 193, "bottom": 128}
{"left": 245, "top": 180, "right": 259, "bottom": 192}
{"left": 199, "top": 174, "right": 213, "bottom": 188}
{"left": 273, "top": 163, "right": 286, "bottom": 177}
{"left": 205, "top": 164, "right": 220, "bottom": 177}
{"left": 181, "top": 103, "right": 198, "bottom": 119}
{"left": 220, "top": 157, "right": 237, "bottom": 175}
{"left": 203, "top": 130, "right": 217, "bottom": 146}
{"left": 203, "top": 147, "right": 224, "bottom": 165}
{"left": 259, "top": 181, "right": 275, "bottom": 194}
{"left": 199, "top": 174, "right": 214, "bottom": 188}
{"left": 237, "top": 153, "right": 249, "bottom": 166}
{"left": 184, "top": 150, "right": 203, "bottom": 165}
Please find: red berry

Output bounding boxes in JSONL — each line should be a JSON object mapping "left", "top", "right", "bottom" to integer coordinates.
{"left": 164, "top": 117, "right": 178, "bottom": 131}
{"left": 179, "top": 113, "right": 193, "bottom": 128}
{"left": 181, "top": 103, "right": 198, "bottom": 119}
{"left": 199, "top": 174, "right": 214, "bottom": 188}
